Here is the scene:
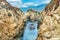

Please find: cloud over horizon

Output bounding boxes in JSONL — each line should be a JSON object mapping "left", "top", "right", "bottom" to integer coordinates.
{"left": 6, "top": 0, "right": 51, "bottom": 8}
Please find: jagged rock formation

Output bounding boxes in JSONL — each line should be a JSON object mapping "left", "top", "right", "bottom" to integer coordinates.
{"left": 37, "top": 0, "right": 60, "bottom": 40}
{"left": 26, "top": 9, "right": 41, "bottom": 21}
{"left": 0, "top": 0, "right": 25, "bottom": 40}
{"left": 45, "top": 0, "right": 60, "bottom": 12}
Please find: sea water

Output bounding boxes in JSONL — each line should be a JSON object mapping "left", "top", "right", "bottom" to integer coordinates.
{"left": 23, "top": 21, "right": 38, "bottom": 40}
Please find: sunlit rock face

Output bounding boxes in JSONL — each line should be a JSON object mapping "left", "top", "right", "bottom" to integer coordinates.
{"left": 37, "top": 0, "right": 60, "bottom": 40}
{"left": 0, "top": 0, "right": 24, "bottom": 40}
{"left": 0, "top": 0, "right": 60, "bottom": 40}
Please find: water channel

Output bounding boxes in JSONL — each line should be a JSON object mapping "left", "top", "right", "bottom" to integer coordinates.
{"left": 23, "top": 20, "right": 38, "bottom": 40}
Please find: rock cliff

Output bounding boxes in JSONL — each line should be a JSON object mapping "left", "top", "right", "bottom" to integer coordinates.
{"left": 0, "top": 0, "right": 25, "bottom": 40}
{"left": 0, "top": 0, "right": 60, "bottom": 40}
{"left": 37, "top": 0, "right": 60, "bottom": 40}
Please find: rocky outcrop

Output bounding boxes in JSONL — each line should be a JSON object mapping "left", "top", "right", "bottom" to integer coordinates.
{"left": 0, "top": 0, "right": 25, "bottom": 40}
{"left": 37, "top": 0, "right": 60, "bottom": 40}
{"left": 45, "top": 0, "right": 60, "bottom": 12}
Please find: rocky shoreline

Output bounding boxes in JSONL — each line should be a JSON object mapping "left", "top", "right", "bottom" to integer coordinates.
{"left": 0, "top": 0, "right": 60, "bottom": 40}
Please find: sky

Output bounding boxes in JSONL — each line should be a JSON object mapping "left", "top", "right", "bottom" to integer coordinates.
{"left": 6, "top": 0, "right": 51, "bottom": 12}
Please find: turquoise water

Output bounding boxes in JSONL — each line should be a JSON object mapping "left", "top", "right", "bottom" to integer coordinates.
{"left": 23, "top": 21, "right": 38, "bottom": 40}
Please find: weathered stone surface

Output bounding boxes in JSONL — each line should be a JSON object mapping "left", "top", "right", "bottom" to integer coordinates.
{"left": 0, "top": 0, "right": 60, "bottom": 40}
{"left": 0, "top": 0, "right": 24, "bottom": 40}
{"left": 37, "top": 0, "right": 60, "bottom": 40}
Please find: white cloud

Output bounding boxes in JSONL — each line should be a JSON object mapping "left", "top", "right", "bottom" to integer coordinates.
{"left": 6, "top": 0, "right": 22, "bottom": 7}
{"left": 20, "top": 3, "right": 40, "bottom": 7}
{"left": 6, "top": 0, "right": 22, "bottom": 4}
{"left": 24, "top": 3, "right": 34, "bottom": 6}
{"left": 42, "top": 0, "right": 51, "bottom": 4}
{"left": 21, "top": 3, "right": 34, "bottom": 7}
{"left": 34, "top": 4, "right": 39, "bottom": 6}
{"left": 33, "top": 0, "right": 51, "bottom": 6}
{"left": 6, "top": 0, "right": 51, "bottom": 8}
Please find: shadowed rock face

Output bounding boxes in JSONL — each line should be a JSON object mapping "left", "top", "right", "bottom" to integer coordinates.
{"left": 45, "top": 0, "right": 60, "bottom": 12}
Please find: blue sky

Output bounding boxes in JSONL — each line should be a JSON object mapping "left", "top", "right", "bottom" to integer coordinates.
{"left": 6, "top": 0, "right": 51, "bottom": 12}
{"left": 7, "top": 0, "right": 51, "bottom": 8}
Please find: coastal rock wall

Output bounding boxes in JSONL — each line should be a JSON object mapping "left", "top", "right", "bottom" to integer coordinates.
{"left": 0, "top": 0, "right": 25, "bottom": 40}
{"left": 37, "top": 0, "right": 60, "bottom": 40}
{"left": 0, "top": 0, "right": 60, "bottom": 40}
